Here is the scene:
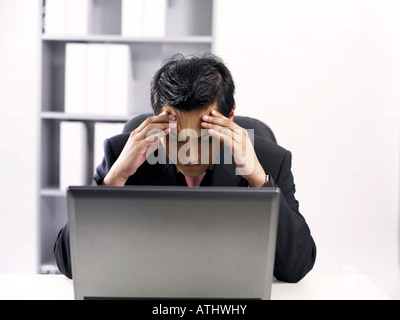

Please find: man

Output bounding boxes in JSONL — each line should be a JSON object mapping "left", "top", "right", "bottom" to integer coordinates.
{"left": 54, "top": 54, "right": 316, "bottom": 282}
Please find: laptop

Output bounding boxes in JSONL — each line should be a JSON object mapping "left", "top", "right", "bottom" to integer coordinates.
{"left": 67, "top": 186, "right": 281, "bottom": 300}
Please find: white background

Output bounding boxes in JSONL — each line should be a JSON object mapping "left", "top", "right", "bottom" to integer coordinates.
{"left": 215, "top": 0, "right": 400, "bottom": 298}
{"left": 0, "top": 0, "right": 40, "bottom": 274}
{"left": 0, "top": 0, "right": 399, "bottom": 299}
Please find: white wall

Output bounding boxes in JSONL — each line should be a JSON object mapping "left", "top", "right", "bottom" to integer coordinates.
{"left": 0, "top": 0, "right": 40, "bottom": 273}
{"left": 215, "top": 0, "right": 400, "bottom": 298}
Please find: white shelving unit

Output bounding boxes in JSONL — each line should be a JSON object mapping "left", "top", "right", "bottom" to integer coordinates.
{"left": 38, "top": 0, "right": 215, "bottom": 273}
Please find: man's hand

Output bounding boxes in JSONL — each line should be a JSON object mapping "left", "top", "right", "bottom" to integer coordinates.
{"left": 201, "top": 110, "right": 267, "bottom": 187}
{"left": 103, "top": 112, "right": 176, "bottom": 186}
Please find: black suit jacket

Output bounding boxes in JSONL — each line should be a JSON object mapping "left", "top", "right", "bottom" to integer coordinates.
{"left": 54, "top": 133, "right": 317, "bottom": 282}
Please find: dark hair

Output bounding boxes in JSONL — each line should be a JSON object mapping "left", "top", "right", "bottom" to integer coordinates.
{"left": 151, "top": 53, "right": 235, "bottom": 117}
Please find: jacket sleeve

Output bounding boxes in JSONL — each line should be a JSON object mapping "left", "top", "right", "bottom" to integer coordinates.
{"left": 273, "top": 151, "right": 317, "bottom": 283}
{"left": 53, "top": 223, "right": 72, "bottom": 279}
{"left": 93, "top": 138, "right": 119, "bottom": 186}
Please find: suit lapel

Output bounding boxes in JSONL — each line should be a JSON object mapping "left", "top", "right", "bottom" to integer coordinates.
{"left": 144, "top": 147, "right": 179, "bottom": 185}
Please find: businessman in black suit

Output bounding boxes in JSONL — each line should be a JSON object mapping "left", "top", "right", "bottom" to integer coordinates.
{"left": 54, "top": 54, "right": 316, "bottom": 282}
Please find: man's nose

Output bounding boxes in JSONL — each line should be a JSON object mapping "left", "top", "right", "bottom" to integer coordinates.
{"left": 186, "top": 141, "right": 200, "bottom": 164}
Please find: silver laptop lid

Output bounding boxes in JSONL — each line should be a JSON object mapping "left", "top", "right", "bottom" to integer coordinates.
{"left": 67, "top": 186, "right": 281, "bottom": 300}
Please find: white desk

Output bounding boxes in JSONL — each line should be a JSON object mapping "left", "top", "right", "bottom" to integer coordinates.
{"left": 0, "top": 274, "right": 392, "bottom": 300}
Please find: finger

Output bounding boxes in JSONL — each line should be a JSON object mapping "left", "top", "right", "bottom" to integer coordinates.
{"left": 202, "top": 122, "right": 248, "bottom": 144}
{"left": 135, "top": 112, "right": 176, "bottom": 134}
{"left": 208, "top": 128, "right": 234, "bottom": 149}
{"left": 201, "top": 122, "right": 234, "bottom": 139}
{"left": 202, "top": 110, "right": 238, "bottom": 131}
{"left": 208, "top": 126, "right": 250, "bottom": 151}
{"left": 143, "top": 128, "right": 171, "bottom": 147}
{"left": 211, "top": 109, "right": 224, "bottom": 118}
{"left": 209, "top": 128, "right": 251, "bottom": 168}
{"left": 152, "top": 112, "right": 176, "bottom": 123}
{"left": 136, "top": 122, "right": 176, "bottom": 141}
{"left": 146, "top": 131, "right": 168, "bottom": 155}
{"left": 133, "top": 117, "right": 152, "bottom": 135}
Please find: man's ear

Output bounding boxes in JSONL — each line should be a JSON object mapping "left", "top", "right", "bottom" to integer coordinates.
{"left": 228, "top": 105, "right": 236, "bottom": 120}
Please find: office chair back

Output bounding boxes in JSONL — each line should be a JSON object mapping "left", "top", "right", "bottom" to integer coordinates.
{"left": 123, "top": 113, "right": 277, "bottom": 144}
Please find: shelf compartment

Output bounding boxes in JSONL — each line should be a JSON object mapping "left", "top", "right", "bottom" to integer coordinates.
{"left": 40, "top": 41, "right": 211, "bottom": 114}
{"left": 42, "top": 0, "right": 213, "bottom": 38}
{"left": 167, "top": 0, "right": 214, "bottom": 37}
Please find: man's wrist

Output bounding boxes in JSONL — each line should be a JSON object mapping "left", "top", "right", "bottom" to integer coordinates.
{"left": 246, "top": 172, "right": 267, "bottom": 188}
{"left": 102, "top": 167, "right": 131, "bottom": 186}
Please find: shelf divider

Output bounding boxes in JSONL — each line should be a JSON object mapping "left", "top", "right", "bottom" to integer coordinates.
{"left": 40, "top": 188, "right": 67, "bottom": 198}
{"left": 41, "top": 34, "right": 213, "bottom": 44}
{"left": 41, "top": 111, "right": 134, "bottom": 123}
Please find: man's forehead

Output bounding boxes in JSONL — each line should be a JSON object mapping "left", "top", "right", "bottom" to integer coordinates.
{"left": 163, "top": 105, "right": 215, "bottom": 131}
{"left": 164, "top": 105, "right": 215, "bottom": 117}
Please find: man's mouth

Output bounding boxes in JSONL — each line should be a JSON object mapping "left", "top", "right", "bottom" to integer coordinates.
{"left": 184, "top": 164, "right": 201, "bottom": 169}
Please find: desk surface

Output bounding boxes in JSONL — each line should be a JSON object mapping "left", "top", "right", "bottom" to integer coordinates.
{"left": 0, "top": 274, "right": 392, "bottom": 300}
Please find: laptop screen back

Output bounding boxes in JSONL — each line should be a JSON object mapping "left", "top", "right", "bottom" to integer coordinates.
{"left": 67, "top": 186, "right": 280, "bottom": 300}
